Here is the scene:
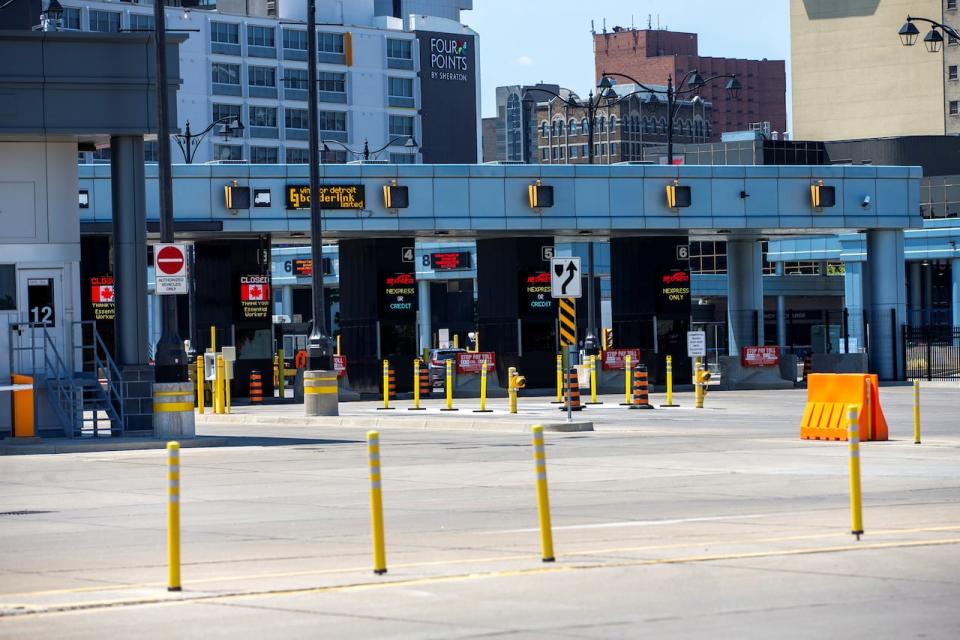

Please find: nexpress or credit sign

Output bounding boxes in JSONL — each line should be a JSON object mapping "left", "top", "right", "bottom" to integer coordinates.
{"left": 456, "top": 352, "right": 495, "bottom": 374}
{"left": 687, "top": 331, "right": 707, "bottom": 358}
{"left": 154, "top": 244, "right": 188, "bottom": 295}
{"left": 285, "top": 184, "right": 365, "bottom": 210}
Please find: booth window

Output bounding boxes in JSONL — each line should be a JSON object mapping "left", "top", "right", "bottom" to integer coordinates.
{"left": 0, "top": 265, "right": 15, "bottom": 310}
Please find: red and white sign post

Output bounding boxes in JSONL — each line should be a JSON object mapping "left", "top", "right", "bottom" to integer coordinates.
{"left": 155, "top": 244, "right": 189, "bottom": 295}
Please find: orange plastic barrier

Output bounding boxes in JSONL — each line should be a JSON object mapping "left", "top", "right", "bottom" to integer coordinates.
{"left": 11, "top": 374, "right": 34, "bottom": 438}
{"left": 800, "top": 373, "right": 888, "bottom": 442}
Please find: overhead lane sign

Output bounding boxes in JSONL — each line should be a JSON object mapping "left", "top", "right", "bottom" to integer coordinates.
{"left": 551, "top": 257, "right": 581, "bottom": 299}
{"left": 155, "top": 244, "right": 188, "bottom": 295}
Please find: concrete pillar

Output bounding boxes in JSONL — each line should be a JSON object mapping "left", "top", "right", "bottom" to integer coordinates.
{"left": 418, "top": 278, "right": 431, "bottom": 353}
{"left": 281, "top": 285, "right": 294, "bottom": 318}
{"left": 952, "top": 259, "right": 960, "bottom": 327}
{"left": 111, "top": 135, "right": 149, "bottom": 367}
{"left": 775, "top": 262, "right": 786, "bottom": 347}
{"left": 865, "top": 230, "right": 906, "bottom": 380}
{"left": 726, "top": 239, "right": 765, "bottom": 354}
{"left": 843, "top": 261, "right": 866, "bottom": 349}
{"left": 909, "top": 261, "right": 922, "bottom": 327}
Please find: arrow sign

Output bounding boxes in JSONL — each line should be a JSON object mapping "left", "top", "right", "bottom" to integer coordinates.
{"left": 551, "top": 257, "right": 582, "bottom": 299}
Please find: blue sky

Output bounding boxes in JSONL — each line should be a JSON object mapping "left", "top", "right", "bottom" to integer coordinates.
{"left": 462, "top": 0, "right": 792, "bottom": 127}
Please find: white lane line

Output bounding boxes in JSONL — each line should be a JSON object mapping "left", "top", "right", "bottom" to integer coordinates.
{"left": 487, "top": 512, "right": 780, "bottom": 534}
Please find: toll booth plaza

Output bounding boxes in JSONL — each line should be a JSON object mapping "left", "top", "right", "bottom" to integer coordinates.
{"left": 72, "top": 163, "right": 918, "bottom": 419}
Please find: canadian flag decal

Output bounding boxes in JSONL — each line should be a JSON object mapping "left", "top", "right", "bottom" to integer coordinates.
{"left": 92, "top": 285, "right": 115, "bottom": 303}
{"left": 241, "top": 284, "right": 270, "bottom": 301}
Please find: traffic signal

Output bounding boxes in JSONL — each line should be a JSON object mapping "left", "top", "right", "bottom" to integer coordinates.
{"left": 224, "top": 183, "right": 250, "bottom": 210}
{"left": 810, "top": 181, "right": 836, "bottom": 210}
{"left": 383, "top": 184, "right": 409, "bottom": 209}
{"left": 528, "top": 182, "right": 554, "bottom": 210}
{"left": 665, "top": 181, "right": 692, "bottom": 210}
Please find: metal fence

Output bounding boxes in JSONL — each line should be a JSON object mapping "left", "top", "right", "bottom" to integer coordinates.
{"left": 903, "top": 325, "right": 960, "bottom": 381}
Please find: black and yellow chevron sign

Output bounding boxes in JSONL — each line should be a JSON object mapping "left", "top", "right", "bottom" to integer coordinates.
{"left": 559, "top": 298, "right": 577, "bottom": 348}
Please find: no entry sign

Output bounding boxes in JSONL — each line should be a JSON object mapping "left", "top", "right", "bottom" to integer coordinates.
{"left": 155, "top": 244, "right": 188, "bottom": 295}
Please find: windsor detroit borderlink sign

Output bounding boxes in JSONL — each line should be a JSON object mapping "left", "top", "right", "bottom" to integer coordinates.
{"left": 416, "top": 31, "right": 478, "bottom": 164}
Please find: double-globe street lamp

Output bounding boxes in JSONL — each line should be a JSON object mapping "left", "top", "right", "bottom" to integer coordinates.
{"left": 172, "top": 117, "right": 245, "bottom": 164}
{"left": 899, "top": 15, "right": 960, "bottom": 52}
{"left": 322, "top": 136, "right": 418, "bottom": 162}
{"left": 524, "top": 70, "right": 741, "bottom": 354}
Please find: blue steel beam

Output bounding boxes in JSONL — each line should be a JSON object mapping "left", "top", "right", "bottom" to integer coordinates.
{"left": 79, "top": 163, "right": 921, "bottom": 237}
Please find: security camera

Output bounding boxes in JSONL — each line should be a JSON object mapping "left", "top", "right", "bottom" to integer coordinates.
{"left": 862, "top": 195, "right": 871, "bottom": 209}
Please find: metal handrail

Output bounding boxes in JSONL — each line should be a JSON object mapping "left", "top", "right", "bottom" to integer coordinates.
{"left": 72, "top": 321, "right": 126, "bottom": 433}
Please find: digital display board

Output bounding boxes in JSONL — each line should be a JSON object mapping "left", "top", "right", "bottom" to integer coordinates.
{"left": 285, "top": 184, "right": 365, "bottom": 210}
{"left": 658, "top": 270, "right": 691, "bottom": 311}
{"left": 522, "top": 271, "right": 554, "bottom": 314}
{"left": 431, "top": 251, "right": 471, "bottom": 271}
{"left": 380, "top": 272, "right": 417, "bottom": 316}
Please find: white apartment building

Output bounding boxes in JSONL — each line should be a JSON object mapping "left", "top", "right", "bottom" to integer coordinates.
{"left": 62, "top": 0, "right": 478, "bottom": 165}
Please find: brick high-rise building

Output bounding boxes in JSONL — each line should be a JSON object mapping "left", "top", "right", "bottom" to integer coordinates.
{"left": 593, "top": 28, "right": 787, "bottom": 141}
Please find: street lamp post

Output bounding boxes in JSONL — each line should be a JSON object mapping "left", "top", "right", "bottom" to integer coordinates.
{"left": 601, "top": 70, "right": 742, "bottom": 165}
{"left": 306, "top": 0, "right": 334, "bottom": 371}
{"left": 172, "top": 117, "right": 244, "bottom": 164}
{"left": 899, "top": 15, "right": 960, "bottom": 52}
{"left": 152, "top": 0, "right": 187, "bottom": 383}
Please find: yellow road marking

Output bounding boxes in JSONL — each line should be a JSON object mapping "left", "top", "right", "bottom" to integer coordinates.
{"left": 2, "top": 536, "right": 959, "bottom": 619}
{"left": 4, "top": 523, "right": 960, "bottom": 600}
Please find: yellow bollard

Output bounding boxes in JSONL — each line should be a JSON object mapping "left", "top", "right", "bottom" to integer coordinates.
{"left": 694, "top": 357, "right": 705, "bottom": 409}
{"left": 552, "top": 354, "right": 563, "bottom": 404}
{"left": 530, "top": 426, "right": 555, "bottom": 562}
{"left": 196, "top": 356, "right": 204, "bottom": 415}
{"left": 409, "top": 359, "right": 425, "bottom": 411}
{"left": 847, "top": 406, "right": 864, "bottom": 540}
{"left": 586, "top": 355, "right": 602, "bottom": 405}
{"left": 167, "top": 441, "right": 182, "bottom": 591}
{"left": 215, "top": 355, "right": 225, "bottom": 415}
{"left": 367, "top": 431, "right": 388, "bottom": 575}
{"left": 914, "top": 380, "right": 921, "bottom": 445}
{"left": 453, "top": 334, "right": 459, "bottom": 349}
{"left": 661, "top": 355, "right": 678, "bottom": 407}
{"left": 474, "top": 359, "right": 492, "bottom": 413}
{"left": 377, "top": 360, "right": 393, "bottom": 410}
{"left": 441, "top": 358, "right": 458, "bottom": 411}
{"left": 621, "top": 354, "right": 632, "bottom": 406}
{"left": 509, "top": 366, "right": 518, "bottom": 414}
{"left": 336, "top": 334, "right": 341, "bottom": 357}
{"left": 224, "top": 361, "right": 231, "bottom": 415}
{"left": 277, "top": 348, "right": 285, "bottom": 399}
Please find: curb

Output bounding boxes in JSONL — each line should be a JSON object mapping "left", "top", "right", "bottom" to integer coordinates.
{"left": 0, "top": 437, "right": 230, "bottom": 456}
{"left": 196, "top": 414, "right": 593, "bottom": 433}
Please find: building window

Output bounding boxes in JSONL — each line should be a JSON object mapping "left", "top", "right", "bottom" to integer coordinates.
{"left": 323, "top": 150, "right": 347, "bottom": 164}
{"left": 247, "top": 25, "right": 275, "bottom": 48}
{"left": 211, "top": 22, "right": 240, "bottom": 45}
{"left": 0, "top": 265, "right": 15, "bottom": 311}
{"left": 609, "top": 116, "right": 617, "bottom": 133}
{"left": 541, "top": 148, "right": 548, "bottom": 160}
{"left": 318, "top": 32, "right": 345, "bottom": 54}
{"left": 88, "top": 10, "right": 119, "bottom": 33}
{"left": 569, "top": 119, "right": 578, "bottom": 136}
{"left": 581, "top": 144, "right": 588, "bottom": 157}
{"left": 282, "top": 29, "right": 307, "bottom": 51}
{"left": 62, "top": 7, "right": 80, "bottom": 30}
{"left": 318, "top": 71, "right": 346, "bottom": 93}
{"left": 541, "top": 122, "right": 548, "bottom": 138}
{"left": 559, "top": 147, "right": 565, "bottom": 159}
{"left": 212, "top": 63, "right": 241, "bottom": 85}
{"left": 249, "top": 106, "right": 277, "bottom": 128}
{"left": 284, "top": 68, "right": 308, "bottom": 91}
{"left": 284, "top": 107, "right": 309, "bottom": 130}
{"left": 389, "top": 115, "right": 415, "bottom": 137}
{"left": 389, "top": 153, "right": 416, "bottom": 164}
{"left": 250, "top": 146, "right": 278, "bottom": 163}
{"left": 569, "top": 145, "right": 577, "bottom": 158}
{"left": 951, "top": 65, "right": 959, "bottom": 81}
{"left": 388, "top": 77, "right": 414, "bottom": 98}
{"left": 319, "top": 110, "right": 346, "bottom": 132}
{"left": 213, "top": 144, "right": 243, "bottom": 162}
{"left": 581, "top": 118, "right": 589, "bottom": 133}
{"left": 949, "top": 0, "right": 957, "bottom": 9}
{"left": 248, "top": 66, "right": 276, "bottom": 87}
{"left": 386, "top": 38, "right": 412, "bottom": 59}
{"left": 952, "top": 101, "right": 960, "bottom": 116}
{"left": 129, "top": 13, "right": 154, "bottom": 31}
{"left": 92, "top": 148, "right": 112, "bottom": 164}
{"left": 144, "top": 140, "right": 158, "bottom": 163}
{"left": 286, "top": 147, "right": 310, "bottom": 164}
